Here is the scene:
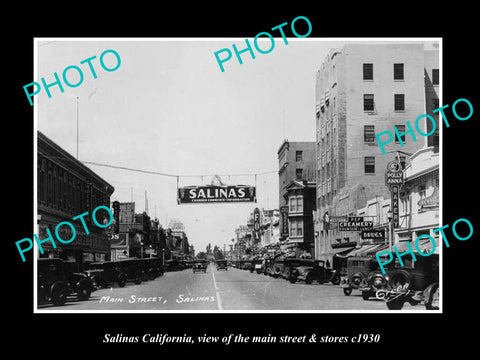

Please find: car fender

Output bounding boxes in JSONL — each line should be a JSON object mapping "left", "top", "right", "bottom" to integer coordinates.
{"left": 389, "top": 269, "right": 414, "bottom": 289}
{"left": 50, "top": 281, "right": 69, "bottom": 295}
{"left": 423, "top": 282, "right": 439, "bottom": 300}
{"left": 76, "top": 277, "right": 94, "bottom": 291}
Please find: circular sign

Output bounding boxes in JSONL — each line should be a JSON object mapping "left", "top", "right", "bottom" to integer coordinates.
{"left": 387, "top": 160, "right": 401, "bottom": 172}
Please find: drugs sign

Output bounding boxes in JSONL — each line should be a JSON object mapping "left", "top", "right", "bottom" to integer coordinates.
{"left": 361, "top": 229, "right": 385, "bottom": 241}
{"left": 177, "top": 185, "right": 256, "bottom": 204}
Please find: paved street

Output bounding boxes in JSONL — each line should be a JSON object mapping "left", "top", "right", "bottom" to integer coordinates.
{"left": 38, "top": 264, "right": 421, "bottom": 311}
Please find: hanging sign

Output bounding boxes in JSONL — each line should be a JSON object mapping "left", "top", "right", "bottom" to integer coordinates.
{"left": 177, "top": 185, "right": 256, "bottom": 204}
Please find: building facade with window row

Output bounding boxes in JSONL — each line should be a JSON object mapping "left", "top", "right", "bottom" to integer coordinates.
{"left": 313, "top": 43, "right": 440, "bottom": 263}
{"left": 277, "top": 140, "right": 316, "bottom": 241}
{"left": 37, "top": 131, "right": 115, "bottom": 270}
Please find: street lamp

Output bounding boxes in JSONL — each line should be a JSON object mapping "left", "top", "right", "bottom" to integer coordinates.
{"left": 386, "top": 209, "right": 393, "bottom": 253}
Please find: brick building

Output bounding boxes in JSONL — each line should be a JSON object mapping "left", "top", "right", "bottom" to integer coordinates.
{"left": 277, "top": 140, "right": 316, "bottom": 240}
{"left": 37, "top": 131, "right": 115, "bottom": 270}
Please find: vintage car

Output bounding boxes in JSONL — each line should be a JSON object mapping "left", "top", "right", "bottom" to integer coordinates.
{"left": 243, "top": 258, "right": 255, "bottom": 272}
{"left": 114, "top": 258, "right": 144, "bottom": 284}
{"left": 269, "top": 255, "right": 287, "bottom": 278}
{"left": 192, "top": 260, "right": 208, "bottom": 273}
{"left": 85, "top": 261, "right": 127, "bottom": 288}
{"left": 377, "top": 255, "right": 439, "bottom": 310}
{"left": 215, "top": 259, "right": 228, "bottom": 270}
{"left": 138, "top": 258, "right": 164, "bottom": 280}
{"left": 341, "top": 256, "right": 393, "bottom": 297}
{"left": 38, "top": 258, "right": 94, "bottom": 306}
{"left": 288, "top": 259, "right": 341, "bottom": 285}
{"left": 253, "top": 258, "right": 264, "bottom": 274}
{"left": 281, "top": 258, "right": 305, "bottom": 280}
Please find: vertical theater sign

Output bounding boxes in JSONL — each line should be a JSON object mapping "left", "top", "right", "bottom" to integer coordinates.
{"left": 385, "top": 160, "right": 404, "bottom": 228}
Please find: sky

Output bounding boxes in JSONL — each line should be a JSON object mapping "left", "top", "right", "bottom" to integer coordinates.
{"left": 35, "top": 38, "right": 437, "bottom": 253}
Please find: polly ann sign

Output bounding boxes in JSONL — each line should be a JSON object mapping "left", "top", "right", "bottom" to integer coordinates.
{"left": 177, "top": 185, "right": 256, "bottom": 204}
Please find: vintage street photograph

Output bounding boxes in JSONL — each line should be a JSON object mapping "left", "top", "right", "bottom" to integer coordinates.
{"left": 33, "top": 38, "right": 441, "bottom": 313}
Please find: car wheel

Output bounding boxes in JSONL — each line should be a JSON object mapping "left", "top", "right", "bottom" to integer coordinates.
{"left": 343, "top": 287, "right": 352, "bottom": 296}
{"left": 51, "top": 285, "right": 68, "bottom": 306}
{"left": 134, "top": 277, "right": 142, "bottom": 285}
{"left": 361, "top": 291, "right": 370, "bottom": 301}
{"left": 289, "top": 275, "right": 297, "bottom": 284}
{"left": 425, "top": 283, "right": 440, "bottom": 310}
{"left": 77, "top": 285, "right": 91, "bottom": 301}
{"left": 331, "top": 274, "right": 341, "bottom": 286}
{"left": 386, "top": 298, "right": 405, "bottom": 310}
{"left": 118, "top": 275, "right": 126, "bottom": 288}
{"left": 305, "top": 274, "right": 313, "bottom": 285}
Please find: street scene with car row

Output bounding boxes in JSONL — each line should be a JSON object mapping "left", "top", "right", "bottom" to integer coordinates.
{"left": 36, "top": 40, "right": 440, "bottom": 312}
{"left": 37, "top": 257, "right": 434, "bottom": 311}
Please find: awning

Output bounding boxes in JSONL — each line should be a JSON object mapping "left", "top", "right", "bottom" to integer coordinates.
{"left": 418, "top": 186, "right": 439, "bottom": 209}
{"left": 345, "top": 243, "right": 385, "bottom": 257}
{"left": 392, "top": 238, "right": 439, "bottom": 255}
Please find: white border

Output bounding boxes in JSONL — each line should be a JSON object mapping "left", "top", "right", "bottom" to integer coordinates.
{"left": 33, "top": 37, "right": 443, "bottom": 314}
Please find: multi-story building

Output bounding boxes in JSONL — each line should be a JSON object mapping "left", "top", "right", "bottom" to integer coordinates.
{"left": 277, "top": 140, "right": 316, "bottom": 240}
{"left": 284, "top": 180, "right": 317, "bottom": 257}
{"left": 314, "top": 43, "right": 440, "bottom": 263}
{"left": 37, "top": 131, "right": 114, "bottom": 270}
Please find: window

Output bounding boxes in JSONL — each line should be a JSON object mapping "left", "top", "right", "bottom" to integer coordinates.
{"left": 289, "top": 219, "right": 304, "bottom": 237}
{"left": 364, "top": 125, "right": 375, "bottom": 143}
{"left": 296, "top": 151, "right": 303, "bottom": 162}
{"left": 289, "top": 220, "right": 297, "bottom": 236}
{"left": 363, "top": 63, "right": 373, "bottom": 80}
{"left": 394, "top": 63, "right": 404, "bottom": 80}
{"left": 432, "top": 69, "right": 439, "bottom": 85}
{"left": 433, "top": 98, "right": 439, "bottom": 110}
{"left": 394, "top": 94, "right": 405, "bottom": 111}
{"left": 289, "top": 196, "right": 303, "bottom": 212}
{"left": 289, "top": 197, "right": 296, "bottom": 212}
{"left": 399, "top": 155, "right": 406, "bottom": 169}
{"left": 363, "top": 94, "right": 374, "bottom": 112}
{"left": 418, "top": 184, "right": 426, "bottom": 200}
{"left": 296, "top": 168, "right": 303, "bottom": 180}
{"left": 395, "top": 125, "right": 406, "bottom": 144}
{"left": 296, "top": 196, "right": 303, "bottom": 212}
{"left": 364, "top": 156, "right": 375, "bottom": 174}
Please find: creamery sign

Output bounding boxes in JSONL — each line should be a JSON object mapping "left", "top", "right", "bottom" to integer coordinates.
{"left": 177, "top": 185, "right": 256, "bottom": 204}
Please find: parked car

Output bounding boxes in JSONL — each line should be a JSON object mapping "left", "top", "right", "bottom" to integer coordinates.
{"left": 114, "top": 258, "right": 144, "bottom": 284}
{"left": 243, "top": 258, "right": 255, "bottom": 272}
{"left": 341, "top": 256, "right": 394, "bottom": 297}
{"left": 215, "top": 259, "right": 228, "bottom": 270}
{"left": 37, "top": 258, "right": 94, "bottom": 306}
{"left": 192, "top": 260, "right": 208, "bottom": 273}
{"left": 281, "top": 258, "right": 305, "bottom": 280}
{"left": 138, "top": 258, "right": 164, "bottom": 280}
{"left": 288, "top": 259, "right": 341, "bottom": 285}
{"left": 253, "top": 258, "right": 264, "bottom": 274}
{"left": 378, "top": 255, "right": 439, "bottom": 310}
{"left": 85, "top": 261, "right": 127, "bottom": 288}
{"left": 270, "top": 255, "right": 287, "bottom": 278}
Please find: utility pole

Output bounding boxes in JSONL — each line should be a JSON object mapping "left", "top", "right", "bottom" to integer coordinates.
{"left": 76, "top": 97, "right": 79, "bottom": 159}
